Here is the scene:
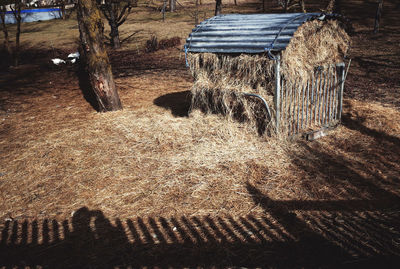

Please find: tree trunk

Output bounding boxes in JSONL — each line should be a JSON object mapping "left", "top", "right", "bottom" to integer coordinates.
{"left": 77, "top": 0, "right": 122, "bottom": 112}
{"left": 215, "top": 0, "right": 222, "bottom": 16}
{"left": 110, "top": 22, "right": 121, "bottom": 49}
{"left": 0, "top": 5, "right": 12, "bottom": 57}
{"left": 300, "top": 0, "right": 306, "bottom": 13}
{"left": 234, "top": 0, "right": 237, "bottom": 6}
{"left": 333, "top": 0, "right": 342, "bottom": 13}
{"left": 162, "top": 0, "right": 166, "bottom": 21}
{"left": 374, "top": 0, "right": 383, "bottom": 34}
{"left": 283, "top": 0, "right": 289, "bottom": 12}
{"left": 11, "top": 0, "right": 22, "bottom": 67}
{"left": 60, "top": 0, "right": 66, "bottom": 19}
{"left": 15, "top": 9, "right": 20, "bottom": 66}
{"left": 195, "top": 0, "right": 199, "bottom": 25}
{"left": 326, "top": 0, "right": 335, "bottom": 13}
{"left": 109, "top": 3, "right": 121, "bottom": 49}
{"left": 169, "top": 0, "right": 175, "bottom": 12}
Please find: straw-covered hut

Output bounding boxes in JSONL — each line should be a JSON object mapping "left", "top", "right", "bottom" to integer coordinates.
{"left": 184, "top": 13, "right": 350, "bottom": 136}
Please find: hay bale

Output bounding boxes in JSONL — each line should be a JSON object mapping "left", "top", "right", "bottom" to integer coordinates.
{"left": 187, "top": 19, "right": 350, "bottom": 134}
{"left": 282, "top": 19, "right": 350, "bottom": 84}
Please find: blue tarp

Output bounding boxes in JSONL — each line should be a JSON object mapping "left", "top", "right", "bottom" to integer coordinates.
{"left": 2, "top": 8, "right": 61, "bottom": 24}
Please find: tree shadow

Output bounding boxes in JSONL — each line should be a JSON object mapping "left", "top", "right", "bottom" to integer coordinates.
{"left": 76, "top": 62, "right": 100, "bottom": 112}
{"left": 153, "top": 90, "right": 191, "bottom": 117}
{"left": 246, "top": 183, "right": 400, "bottom": 267}
{"left": 109, "top": 48, "right": 187, "bottom": 78}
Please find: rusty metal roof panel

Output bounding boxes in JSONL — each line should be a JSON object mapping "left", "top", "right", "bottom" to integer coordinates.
{"left": 185, "top": 13, "right": 334, "bottom": 54}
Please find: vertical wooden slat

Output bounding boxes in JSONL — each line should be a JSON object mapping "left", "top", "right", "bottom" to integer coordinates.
{"left": 337, "top": 63, "right": 345, "bottom": 121}
{"left": 320, "top": 70, "right": 327, "bottom": 125}
{"left": 315, "top": 70, "right": 322, "bottom": 124}
{"left": 329, "top": 65, "right": 334, "bottom": 123}
{"left": 330, "top": 67, "right": 335, "bottom": 122}
{"left": 284, "top": 78, "right": 289, "bottom": 130}
{"left": 310, "top": 72, "right": 316, "bottom": 125}
{"left": 280, "top": 76, "right": 284, "bottom": 123}
{"left": 292, "top": 80, "right": 297, "bottom": 135}
{"left": 305, "top": 77, "right": 310, "bottom": 129}
{"left": 287, "top": 80, "right": 293, "bottom": 135}
{"left": 323, "top": 66, "right": 330, "bottom": 125}
{"left": 301, "top": 81, "right": 308, "bottom": 130}
{"left": 274, "top": 55, "right": 281, "bottom": 132}
{"left": 333, "top": 65, "right": 338, "bottom": 121}
{"left": 296, "top": 82, "right": 301, "bottom": 133}
{"left": 320, "top": 70, "right": 326, "bottom": 125}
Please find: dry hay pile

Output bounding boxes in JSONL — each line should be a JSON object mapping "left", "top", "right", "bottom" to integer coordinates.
{"left": 187, "top": 19, "right": 350, "bottom": 134}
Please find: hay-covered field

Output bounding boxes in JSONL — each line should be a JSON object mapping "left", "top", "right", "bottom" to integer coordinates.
{"left": 1, "top": 0, "right": 400, "bottom": 267}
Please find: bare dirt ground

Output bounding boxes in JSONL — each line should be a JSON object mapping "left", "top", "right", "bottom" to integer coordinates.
{"left": 0, "top": 0, "right": 400, "bottom": 268}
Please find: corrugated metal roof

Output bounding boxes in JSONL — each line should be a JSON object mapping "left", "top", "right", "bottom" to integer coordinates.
{"left": 185, "top": 13, "right": 337, "bottom": 54}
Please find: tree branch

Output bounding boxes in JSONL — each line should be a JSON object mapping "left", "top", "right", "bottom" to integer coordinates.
{"left": 117, "top": 3, "right": 130, "bottom": 22}
{"left": 117, "top": 6, "right": 131, "bottom": 26}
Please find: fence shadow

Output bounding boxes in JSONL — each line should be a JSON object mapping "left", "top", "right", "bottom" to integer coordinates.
{"left": 1, "top": 197, "right": 399, "bottom": 269}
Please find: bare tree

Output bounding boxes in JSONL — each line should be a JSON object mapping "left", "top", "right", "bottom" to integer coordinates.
{"left": 277, "top": 0, "right": 306, "bottom": 12}
{"left": 55, "top": 0, "right": 67, "bottom": 19}
{"left": 325, "top": 0, "right": 335, "bottom": 13}
{"left": 374, "top": 0, "right": 383, "bottom": 34}
{"left": 300, "top": 0, "right": 306, "bottom": 13}
{"left": 0, "top": 3, "right": 12, "bottom": 57}
{"left": 77, "top": 0, "right": 122, "bottom": 111}
{"left": 281, "top": 0, "right": 289, "bottom": 12}
{"left": 162, "top": 0, "right": 166, "bottom": 21}
{"left": 215, "top": 0, "right": 221, "bottom": 16}
{"left": 169, "top": 0, "right": 175, "bottom": 12}
{"left": 99, "top": 0, "right": 135, "bottom": 49}
{"left": 10, "top": 0, "right": 22, "bottom": 66}
{"left": 195, "top": 0, "right": 199, "bottom": 25}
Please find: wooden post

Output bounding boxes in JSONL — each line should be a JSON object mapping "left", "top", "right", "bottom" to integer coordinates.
{"left": 77, "top": 0, "right": 122, "bottom": 112}
{"left": 374, "top": 0, "right": 383, "bottom": 34}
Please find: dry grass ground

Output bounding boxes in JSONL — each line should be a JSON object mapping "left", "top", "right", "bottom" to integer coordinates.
{"left": 1, "top": 0, "right": 400, "bottom": 268}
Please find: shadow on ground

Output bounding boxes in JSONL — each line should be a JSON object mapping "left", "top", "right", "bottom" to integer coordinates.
{"left": 153, "top": 90, "right": 192, "bottom": 117}
{"left": 1, "top": 200, "right": 399, "bottom": 269}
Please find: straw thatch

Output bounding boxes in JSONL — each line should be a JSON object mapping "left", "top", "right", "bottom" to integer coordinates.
{"left": 282, "top": 19, "right": 350, "bottom": 84}
{"left": 187, "top": 19, "right": 350, "bottom": 134}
